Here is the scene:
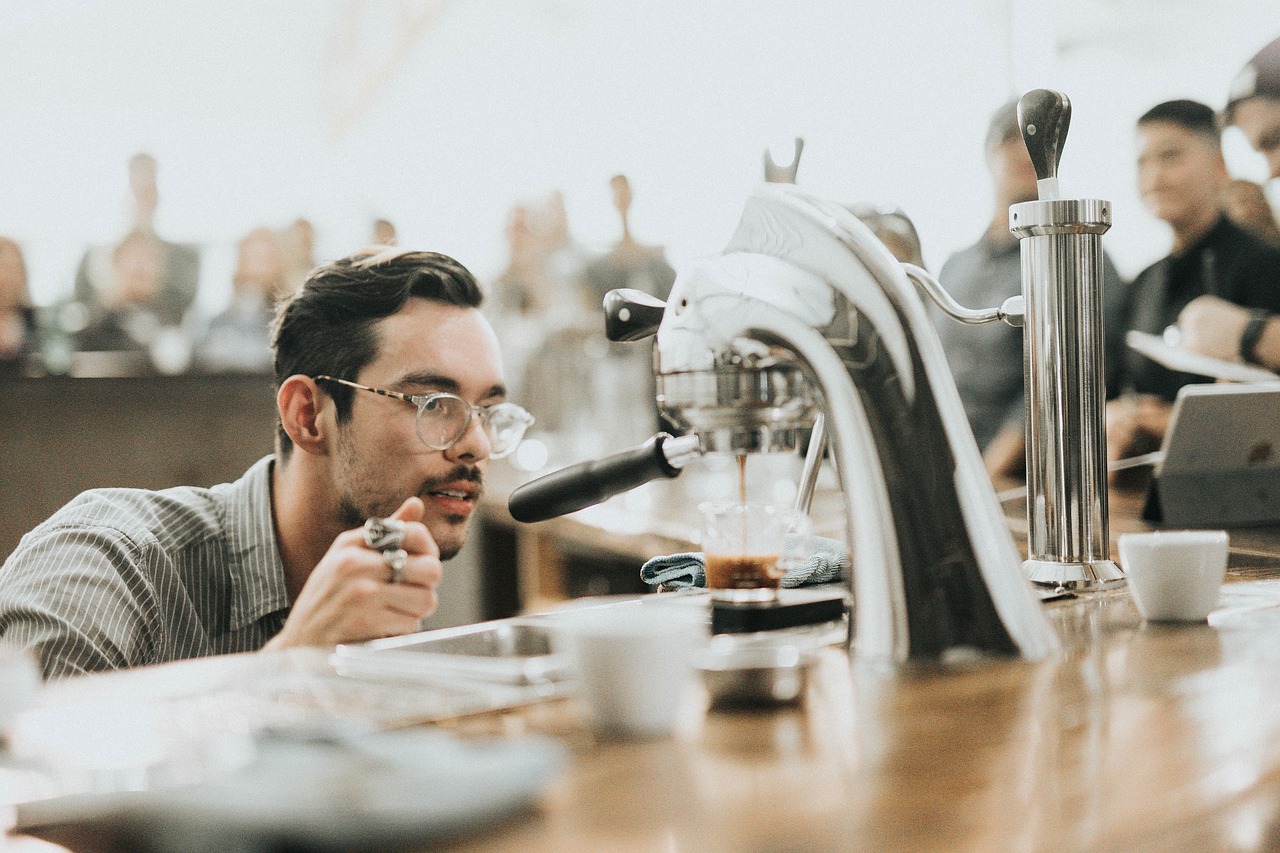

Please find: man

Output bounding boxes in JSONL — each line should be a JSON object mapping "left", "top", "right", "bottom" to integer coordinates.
{"left": 1176, "top": 35, "right": 1280, "bottom": 371}
{"left": 1108, "top": 99, "right": 1280, "bottom": 466}
{"left": 934, "top": 99, "right": 1126, "bottom": 477}
{"left": 0, "top": 248, "right": 534, "bottom": 678}
{"left": 74, "top": 153, "right": 201, "bottom": 330}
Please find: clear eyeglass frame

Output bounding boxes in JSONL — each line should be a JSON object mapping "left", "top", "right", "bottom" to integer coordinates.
{"left": 313, "top": 375, "right": 534, "bottom": 458}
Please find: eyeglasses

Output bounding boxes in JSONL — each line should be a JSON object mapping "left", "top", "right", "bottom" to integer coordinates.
{"left": 313, "top": 375, "right": 535, "bottom": 459}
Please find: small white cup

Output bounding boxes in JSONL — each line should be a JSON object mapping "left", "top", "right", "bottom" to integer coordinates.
{"left": 1119, "top": 530, "right": 1229, "bottom": 622}
{"left": 552, "top": 601, "right": 704, "bottom": 739}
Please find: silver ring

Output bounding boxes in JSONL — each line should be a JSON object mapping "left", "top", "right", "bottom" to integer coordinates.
{"left": 383, "top": 548, "right": 409, "bottom": 583}
{"left": 363, "top": 517, "right": 406, "bottom": 552}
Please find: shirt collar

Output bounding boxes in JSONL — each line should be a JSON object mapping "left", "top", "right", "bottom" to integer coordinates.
{"left": 220, "top": 455, "right": 291, "bottom": 632}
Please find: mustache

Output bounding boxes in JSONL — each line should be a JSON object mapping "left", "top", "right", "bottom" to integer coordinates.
{"left": 421, "top": 464, "right": 484, "bottom": 498}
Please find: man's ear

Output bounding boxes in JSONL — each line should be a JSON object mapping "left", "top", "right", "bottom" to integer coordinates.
{"left": 277, "top": 376, "right": 331, "bottom": 457}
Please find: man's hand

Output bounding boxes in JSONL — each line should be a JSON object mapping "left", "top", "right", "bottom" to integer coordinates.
{"left": 1176, "top": 295, "right": 1252, "bottom": 362}
{"left": 1105, "top": 394, "right": 1171, "bottom": 484}
{"left": 264, "top": 497, "right": 443, "bottom": 650}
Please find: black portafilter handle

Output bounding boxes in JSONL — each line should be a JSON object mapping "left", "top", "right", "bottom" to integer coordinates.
{"left": 1017, "top": 88, "right": 1071, "bottom": 184}
{"left": 604, "top": 288, "right": 667, "bottom": 342}
{"left": 508, "top": 432, "right": 700, "bottom": 523}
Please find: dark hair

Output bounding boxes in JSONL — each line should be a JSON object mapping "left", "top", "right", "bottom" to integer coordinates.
{"left": 984, "top": 99, "right": 1022, "bottom": 154}
{"left": 1137, "top": 99, "right": 1221, "bottom": 146}
{"left": 270, "top": 248, "right": 483, "bottom": 457}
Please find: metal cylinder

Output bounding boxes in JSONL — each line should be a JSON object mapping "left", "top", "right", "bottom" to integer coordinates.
{"left": 1010, "top": 198, "right": 1124, "bottom": 588}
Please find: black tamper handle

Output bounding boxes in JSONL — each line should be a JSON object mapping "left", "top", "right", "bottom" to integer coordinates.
{"left": 604, "top": 288, "right": 667, "bottom": 342}
{"left": 1017, "top": 89, "right": 1071, "bottom": 196}
{"left": 508, "top": 433, "right": 696, "bottom": 523}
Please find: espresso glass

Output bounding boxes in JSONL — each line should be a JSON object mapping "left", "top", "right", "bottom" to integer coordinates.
{"left": 700, "top": 502, "right": 812, "bottom": 603}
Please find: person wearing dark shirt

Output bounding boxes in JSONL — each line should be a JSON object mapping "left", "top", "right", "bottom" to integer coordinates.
{"left": 1177, "top": 35, "right": 1280, "bottom": 371}
{"left": 1109, "top": 99, "right": 1280, "bottom": 467}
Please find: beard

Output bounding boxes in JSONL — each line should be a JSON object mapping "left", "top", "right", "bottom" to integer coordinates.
{"left": 334, "top": 434, "right": 484, "bottom": 561}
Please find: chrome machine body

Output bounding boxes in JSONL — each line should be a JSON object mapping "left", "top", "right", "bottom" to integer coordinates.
{"left": 654, "top": 182, "right": 1058, "bottom": 663}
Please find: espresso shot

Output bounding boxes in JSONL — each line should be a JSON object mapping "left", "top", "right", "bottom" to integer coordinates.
{"left": 704, "top": 553, "right": 784, "bottom": 590}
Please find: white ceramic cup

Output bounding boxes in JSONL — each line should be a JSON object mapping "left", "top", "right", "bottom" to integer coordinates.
{"left": 1118, "top": 530, "right": 1229, "bottom": 622}
{"left": 552, "top": 601, "right": 703, "bottom": 739}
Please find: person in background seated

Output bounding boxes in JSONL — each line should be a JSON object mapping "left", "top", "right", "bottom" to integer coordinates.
{"left": 1176, "top": 35, "right": 1280, "bottom": 372}
{"left": 74, "top": 153, "right": 200, "bottom": 329}
{"left": 74, "top": 229, "right": 166, "bottom": 354}
{"left": 0, "top": 248, "right": 534, "bottom": 678}
{"left": 1107, "top": 99, "right": 1280, "bottom": 472}
{"left": 1222, "top": 179, "right": 1280, "bottom": 245}
{"left": 934, "top": 99, "right": 1127, "bottom": 478}
{"left": 194, "top": 226, "right": 286, "bottom": 373}
{"left": 0, "top": 237, "right": 38, "bottom": 374}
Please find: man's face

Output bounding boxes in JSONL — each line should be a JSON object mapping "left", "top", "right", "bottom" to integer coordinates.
{"left": 1233, "top": 97, "right": 1280, "bottom": 180}
{"left": 987, "top": 135, "right": 1039, "bottom": 209}
{"left": 331, "top": 299, "right": 505, "bottom": 560}
{"left": 1136, "top": 121, "right": 1228, "bottom": 228}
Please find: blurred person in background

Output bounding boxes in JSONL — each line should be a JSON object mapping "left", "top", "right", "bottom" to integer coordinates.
{"left": 372, "top": 217, "right": 398, "bottom": 246}
{"left": 194, "top": 226, "right": 286, "bottom": 373}
{"left": 1222, "top": 178, "right": 1280, "bottom": 244}
{"left": 0, "top": 237, "right": 38, "bottom": 374}
{"left": 0, "top": 248, "right": 533, "bottom": 678}
{"left": 74, "top": 229, "right": 166, "bottom": 354}
{"left": 579, "top": 174, "right": 676, "bottom": 307}
{"left": 935, "top": 99, "right": 1127, "bottom": 478}
{"left": 1175, "top": 36, "right": 1280, "bottom": 373}
{"left": 486, "top": 192, "right": 590, "bottom": 417}
{"left": 1107, "top": 98, "right": 1280, "bottom": 471}
{"left": 521, "top": 175, "right": 671, "bottom": 450}
{"left": 280, "top": 217, "right": 317, "bottom": 297}
{"left": 74, "top": 153, "right": 200, "bottom": 329}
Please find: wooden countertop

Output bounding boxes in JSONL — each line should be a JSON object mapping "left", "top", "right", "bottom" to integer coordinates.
{"left": 435, "top": 566, "right": 1280, "bottom": 853}
{"left": 15, "top": 476, "right": 1280, "bottom": 852}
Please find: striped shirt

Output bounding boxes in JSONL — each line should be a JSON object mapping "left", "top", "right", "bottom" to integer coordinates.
{"left": 0, "top": 456, "right": 289, "bottom": 679}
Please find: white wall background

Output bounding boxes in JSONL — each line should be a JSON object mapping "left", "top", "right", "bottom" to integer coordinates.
{"left": 0, "top": 0, "right": 1276, "bottom": 316}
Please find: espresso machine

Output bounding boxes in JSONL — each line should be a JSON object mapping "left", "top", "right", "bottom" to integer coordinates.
{"left": 510, "top": 89, "right": 1113, "bottom": 663}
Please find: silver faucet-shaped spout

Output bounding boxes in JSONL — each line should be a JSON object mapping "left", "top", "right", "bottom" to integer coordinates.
{"left": 653, "top": 183, "right": 1058, "bottom": 663}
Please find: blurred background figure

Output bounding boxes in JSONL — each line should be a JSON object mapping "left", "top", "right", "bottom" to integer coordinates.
{"left": 1107, "top": 99, "right": 1280, "bottom": 471}
{"left": 558, "top": 174, "right": 675, "bottom": 449}
{"left": 487, "top": 192, "right": 589, "bottom": 439}
{"left": 845, "top": 202, "right": 926, "bottom": 266}
{"left": 491, "top": 203, "right": 554, "bottom": 318}
{"left": 75, "top": 229, "right": 166, "bottom": 354}
{"left": 1222, "top": 178, "right": 1280, "bottom": 244}
{"left": 933, "top": 99, "right": 1127, "bottom": 478}
{"left": 579, "top": 174, "right": 676, "bottom": 308}
{"left": 0, "top": 237, "right": 38, "bottom": 375}
{"left": 280, "top": 217, "right": 317, "bottom": 296}
{"left": 73, "top": 153, "right": 201, "bottom": 329}
{"left": 194, "top": 226, "right": 285, "bottom": 373}
{"left": 372, "top": 217, "right": 397, "bottom": 246}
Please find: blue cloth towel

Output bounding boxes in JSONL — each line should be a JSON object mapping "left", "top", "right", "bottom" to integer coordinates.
{"left": 640, "top": 535, "right": 849, "bottom": 590}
